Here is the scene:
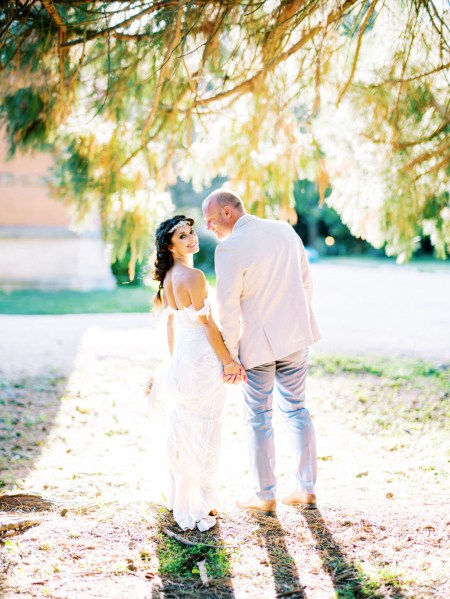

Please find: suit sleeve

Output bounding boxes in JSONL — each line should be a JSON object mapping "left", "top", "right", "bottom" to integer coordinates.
{"left": 215, "top": 243, "right": 244, "bottom": 362}
{"left": 298, "top": 236, "right": 313, "bottom": 303}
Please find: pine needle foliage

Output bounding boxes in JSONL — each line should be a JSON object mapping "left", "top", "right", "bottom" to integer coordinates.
{"left": 0, "top": 0, "right": 448, "bottom": 272}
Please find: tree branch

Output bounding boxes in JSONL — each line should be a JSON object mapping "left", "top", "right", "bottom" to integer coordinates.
{"left": 61, "top": 0, "right": 180, "bottom": 47}
{"left": 162, "top": 527, "right": 237, "bottom": 549}
{"left": 402, "top": 137, "right": 450, "bottom": 171}
{"left": 0, "top": 26, "right": 34, "bottom": 73}
{"left": 336, "top": 0, "right": 379, "bottom": 106}
{"left": 41, "top": 0, "right": 67, "bottom": 95}
{"left": 141, "top": 0, "right": 186, "bottom": 145}
{"left": 361, "top": 119, "right": 450, "bottom": 148}
{"left": 423, "top": 0, "right": 450, "bottom": 53}
{"left": 369, "top": 61, "right": 450, "bottom": 86}
{"left": 193, "top": 0, "right": 360, "bottom": 108}
{"left": 413, "top": 154, "right": 450, "bottom": 181}
{"left": 111, "top": 32, "right": 151, "bottom": 41}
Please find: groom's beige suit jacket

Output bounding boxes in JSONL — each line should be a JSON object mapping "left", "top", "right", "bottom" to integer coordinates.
{"left": 215, "top": 214, "right": 320, "bottom": 370}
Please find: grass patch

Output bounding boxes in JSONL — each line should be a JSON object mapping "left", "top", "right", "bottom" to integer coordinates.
{"left": 155, "top": 507, "right": 232, "bottom": 585}
{"left": 0, "top": 278, "right": 218, "bottom": 314}
{"left": 316, "top": 544, "right": 406, "bottom": 598}
{"left": 311, "top": 354, "right": 447, "bottom": 380}
{"left": 158, "top": 536, "right": 231, "bottom": 579}
{"left": 310, "top": 354, "right": 450, "bottom": 435}
{"left": 357, "top": 563, "right": 407, "bottom": 598}
{"left": 0, "top": 287, "right": 154, "bottom": 314}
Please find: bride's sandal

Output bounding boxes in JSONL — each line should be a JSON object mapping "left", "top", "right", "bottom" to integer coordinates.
{"left": 209, "top": 509, "right": 218, "bottom": 517}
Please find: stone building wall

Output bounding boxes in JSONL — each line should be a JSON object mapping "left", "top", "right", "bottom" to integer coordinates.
{"left": 0, "top": 132, "right": 115, "bottom": 291}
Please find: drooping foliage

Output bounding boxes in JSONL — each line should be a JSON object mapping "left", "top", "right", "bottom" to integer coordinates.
{"left": 0, "top": 0, "right": 448, "bottom": 269}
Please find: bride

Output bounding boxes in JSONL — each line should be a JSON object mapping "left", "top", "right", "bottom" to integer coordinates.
{"left": 150, "top": 214, "right": 245, "bottom": 531}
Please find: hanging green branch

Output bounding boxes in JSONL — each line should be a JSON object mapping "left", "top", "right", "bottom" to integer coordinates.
{"left": 0, "top": 0, "right": 448, "bottom": 268}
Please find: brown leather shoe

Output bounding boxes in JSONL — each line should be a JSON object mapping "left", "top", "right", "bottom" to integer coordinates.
{"left": 236, "top": 497, "right": 276, "bottom": 516}
{"left": 282, "top": 490, "right": 317, "bottom": 509}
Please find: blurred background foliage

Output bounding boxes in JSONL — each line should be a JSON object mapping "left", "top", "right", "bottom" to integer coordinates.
{"left": 0, "top": 0, "right": 448, "bottom": 280}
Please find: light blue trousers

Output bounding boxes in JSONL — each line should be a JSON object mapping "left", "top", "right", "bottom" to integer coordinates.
{"left": 242, "top": 349, "right": 317, "bottom": 500}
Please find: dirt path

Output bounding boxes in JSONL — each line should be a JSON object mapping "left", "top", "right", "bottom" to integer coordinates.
{"left": 0, "top": 319, "right": 448, "bottom": 597}
{"left": 1, "top": 263, "right": 449, "bottom": 380}
{"left": 311, "top": 263, "right": 450, "bottom": 362}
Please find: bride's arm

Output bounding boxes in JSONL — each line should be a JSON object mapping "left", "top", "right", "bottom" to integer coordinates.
{"left": 188, "top": 270, "right": 246, "bottom": 382}
{"left": 162, "top": 292, "right": 175, "bottom": 355}
{"left": 167, "top": 314, "right": 174, "bottom": 355}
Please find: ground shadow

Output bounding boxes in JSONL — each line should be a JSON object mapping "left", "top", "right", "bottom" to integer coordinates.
{"left": 303, "top": 509, "right": 405, "bottom": 598}
{"left": 0, "top": 373, "right": 66, "bottom": 490}
{"left": 249, "top": 512, "right": 305, "bottom": 598}
{"left": 0, "top": 372, "right": 67, "bottom": 595}
{"left": 153, "top": 507, "right": 236, "bottom": 598}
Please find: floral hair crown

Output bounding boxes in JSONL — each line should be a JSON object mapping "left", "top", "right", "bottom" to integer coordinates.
{"left": 168, "top": 220, "right": 190, "bottom": 234}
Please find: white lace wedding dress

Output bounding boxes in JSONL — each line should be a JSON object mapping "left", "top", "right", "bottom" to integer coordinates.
{"left": 149, "top": 298, "right": 225, "bottom": 531}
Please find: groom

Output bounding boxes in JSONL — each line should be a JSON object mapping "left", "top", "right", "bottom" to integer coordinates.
{"left": 202, "top": 189, "right": 321, "bottom": 514}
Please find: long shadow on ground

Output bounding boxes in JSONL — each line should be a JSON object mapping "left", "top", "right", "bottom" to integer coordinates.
{"left": 249, "top": 512, "right": 305, "bottom": 598}
{"left": 0, "top": 373, "right": 67, "bottom": 595}
{"left": 303, "top": 509, "right": 405, "bottom": 598}
{"left": 0, "top": 374, "right": 66, "bottom": 490}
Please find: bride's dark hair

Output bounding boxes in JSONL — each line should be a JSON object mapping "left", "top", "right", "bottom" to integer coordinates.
{"left": 152, "top": 214, "right": 195, "bottom": 307}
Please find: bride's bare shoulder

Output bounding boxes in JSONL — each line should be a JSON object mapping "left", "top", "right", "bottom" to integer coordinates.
{"left": 185, "top": 267, "right": 206, "bottom": 283}
{"left": 182, "top": 267, "right": 206, "bottom": 291}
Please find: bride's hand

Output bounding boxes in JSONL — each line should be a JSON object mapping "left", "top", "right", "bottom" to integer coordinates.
{"left": 223, "top": 361, "right": 246, "bottom": 385}
{"left": 144, "top": 377, "right": 153, "bottom": 396}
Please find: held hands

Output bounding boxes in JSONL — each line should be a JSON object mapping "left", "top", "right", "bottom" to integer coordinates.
{"left": 144, "top": 377, "right": 153, "bottom": 396}
{"left": 223, "top": 361, "right": 247, "bottom": 385}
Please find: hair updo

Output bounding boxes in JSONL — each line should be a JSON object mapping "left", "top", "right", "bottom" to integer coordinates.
{"left": 152, "top": 214, "right": 194, "bottom": 307}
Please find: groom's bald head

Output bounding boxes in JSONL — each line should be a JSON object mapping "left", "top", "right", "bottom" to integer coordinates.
{"left": 203, "top": 189, "right": 245, "bottom": 213}
{"left": 202, "top": 189, "right": 245, "bottom": 240}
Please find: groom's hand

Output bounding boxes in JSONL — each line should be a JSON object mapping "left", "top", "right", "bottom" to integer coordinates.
{"left": 223, "top": 361, "right": 243, "bottom": 385}
{"left": 238, "top": 365, "right": 248, "bottom": 384}
{"left": 223, "top": 362, "right": 247, "bottom": 385}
